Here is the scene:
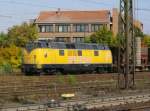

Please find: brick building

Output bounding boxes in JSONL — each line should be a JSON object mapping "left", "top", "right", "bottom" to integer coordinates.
{"left": 111, "top": 8, "right": 143, "bottom": 36}
{"left": 34, "top": 8, "right": 143, "bottom": 42}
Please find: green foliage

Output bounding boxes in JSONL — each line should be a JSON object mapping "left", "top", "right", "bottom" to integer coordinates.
{"left": 110, "top": 35, "right": 120, "bottom": 47}
{"left": 89, "top": 27, "right": 113, "bottom": 44}
{"left": 0, "top": 32, "right": 10, "bottom": 47}
{"left": 57, "top": 74, "right": 65, "bottom": 84}
{"left": 0, "top": 22, "right": 38, "bottom": 71}
{"left": 134, "top": 26, "right": 144, "bottom": 38}
{"left": 0, "top": 46, "right": 22, "bottom": 69}
{"left": 0, "top": 62, "right": 13, "bottom": 74}
{"left": 84, "top": 37, "right": 91, "bottom": 43}
{"left": 0, "top": 23, "right": 38, "bottom": 48}
{"left": 67, "top": 75, "right": 77, "bottom": 85}
{"left": 85, "top": 27, "right": 117, "bottom": 47}
{"left": 115, "top": 33, "right": 126, "bottom": 47}
{"left": 8, "top": 22, "right": 38, "bottom": 47}
{"left": 2, "top": 63, "right": 12, "bottom": 74}
{"left": 144, "top": 35, "right": 150, "bottom": 47}
{"left": 85, "top": 26, "right": 144, "bottom": 47}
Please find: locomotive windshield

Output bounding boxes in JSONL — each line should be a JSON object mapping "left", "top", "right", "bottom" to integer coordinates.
{"left": 25, "top": 41, "right": 47, "bottom": 51}
{"left": 25, "top": 41, "right": 109, "bottom": 51}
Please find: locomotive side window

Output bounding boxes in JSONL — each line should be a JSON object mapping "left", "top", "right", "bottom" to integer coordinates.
{"left": 59, "top": 50, "right": 64, "bottom": 56}
{"left": 94, "top": 51, "right": 99, "bottom": 56}
{"left": 78, "top": 50, "right": 82, "bottom": 56}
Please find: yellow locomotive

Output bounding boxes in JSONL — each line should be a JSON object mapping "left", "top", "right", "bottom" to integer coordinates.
{"left": 22, "top": 41, "right": 112, "bottom": 74}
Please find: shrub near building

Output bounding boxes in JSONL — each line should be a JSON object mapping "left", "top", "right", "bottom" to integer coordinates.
{"left": 85, "top": 27, "right": 118, "bottom": 47}
{"left": 0, "top": 46, "right": 22, "bottom": 73}
{"left": 0, "top": 23, "right": 38, "bottom": 74}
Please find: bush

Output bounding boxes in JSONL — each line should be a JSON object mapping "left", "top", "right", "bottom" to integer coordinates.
{"left": 67, "top": 75, "right": 77, "bottom": 85}
{"left": 0, "top": 46, "right": 22, "bottom": 68}
{"left": 0, "top": 63, "right": 12, "bottom": 74}
{"left": 57, "top": 74, "right": 65, "bottom": 84}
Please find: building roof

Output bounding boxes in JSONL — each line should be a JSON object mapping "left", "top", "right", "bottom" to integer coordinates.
{"left": 35, "top": 10, "right": 110, "bottom": 24}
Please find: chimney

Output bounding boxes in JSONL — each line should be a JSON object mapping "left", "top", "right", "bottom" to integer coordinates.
{"left": 112, "top": 8, "right": 119, "bottom": 36}
{"left": 56, "top": 8, "right": 61, "bottom": 15}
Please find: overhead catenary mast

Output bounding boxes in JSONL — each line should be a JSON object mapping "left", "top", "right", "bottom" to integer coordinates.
{"left": 118, "top": 0, "right": 135, "bottom": 89}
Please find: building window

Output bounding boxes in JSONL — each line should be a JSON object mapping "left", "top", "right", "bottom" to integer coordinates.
{"left": 40, "top": 26, "right": 45, "bottom": 32}
{"left": 78, "top": 50, "right": 82, "bottom": 56}
{"left": 59, "top": 50, "right": 64, "bottom": 56}
{"left": 91, "top": 24, "right": 103, "bottom": 32}
{"left": 38, "top": 25, "right": 53, "bottom": 32}
{"left": 73, "top": 37, "right": 84, "bottom": 43}
{"left": 74, "top": 24, "right": 89, "bottom": 32}
{"left": 94, "top": 51, "right": 99, "bottom": 56}
{"left": 45, "top": 25, "right": 53, "bottom": 32}
{"left": 56, "top": 24, "right": 69, "bottom": 32}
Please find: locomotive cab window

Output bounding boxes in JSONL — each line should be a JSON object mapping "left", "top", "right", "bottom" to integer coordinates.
{"left": 94, "top": 51, "right": 99, "bottom": 56}
{"left": 78, "top": 50, "right": 82, "bottom": 56}
{"left": 59, "top": 50, "right": 64, "bottom": 56}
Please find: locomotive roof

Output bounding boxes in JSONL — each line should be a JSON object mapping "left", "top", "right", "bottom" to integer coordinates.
{"left": 26, "top": 41, "right": 110, "bottom": 50}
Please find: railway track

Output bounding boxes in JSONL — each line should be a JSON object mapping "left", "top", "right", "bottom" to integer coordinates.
{"left": 0, "top": 72, "right": 149, "bottom": 109}
{"left": 1, "top": 93, "right": 150, "bottom": 111}
{"left": 0, "top": 79, "right": 149, "bottom": 98}
{"left": 0, "top": 72, "right": 149, "bottom": 97}
{"left": 0, "top": 72, "right": 149, "bottom": 88}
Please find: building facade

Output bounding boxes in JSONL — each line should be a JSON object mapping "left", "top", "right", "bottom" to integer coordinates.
{"left": 35, "top": 9, "right": 111, "bottom": 42}
{"left": 34, "top": 8, "right": 143, "bottom": 42}
{"left": 111, "top": 8, "right": 143, "bottom": 36}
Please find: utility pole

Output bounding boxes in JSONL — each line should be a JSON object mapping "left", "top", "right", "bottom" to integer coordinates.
{"left": 118, "top": 0, "right": 135, "bottom": 89}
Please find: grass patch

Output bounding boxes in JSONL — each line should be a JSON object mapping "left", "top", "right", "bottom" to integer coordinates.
{"left": 67, "top": 74, "right": 77, "bottom": 85}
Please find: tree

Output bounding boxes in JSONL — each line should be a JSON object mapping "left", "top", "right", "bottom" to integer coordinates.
{"left": 0, "top": 46, "right": 22, "bottom": 68}
{"left": 143, "top": 35, "right": 150, "bottom": 47}
{"left": 8, "top": 22, "right": 38, "bottom": 47}
{"left": 134, "top": 26, "right": 144, "bottom": 38}
{"left": 0, "top": 32, "right": 10, "bottom": 47}
{"left": 85, "top": 26, "right": 145, "bottom": 47}
{"left": 85, "top": 27, "right": 117, "bottom": 47}
{"left": 0, "top": 23, "right": 38, "bottom": 69}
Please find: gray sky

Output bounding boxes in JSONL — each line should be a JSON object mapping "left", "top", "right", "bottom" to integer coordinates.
{"left": 0, "top": 0, "right": 150, "bottom": 34}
